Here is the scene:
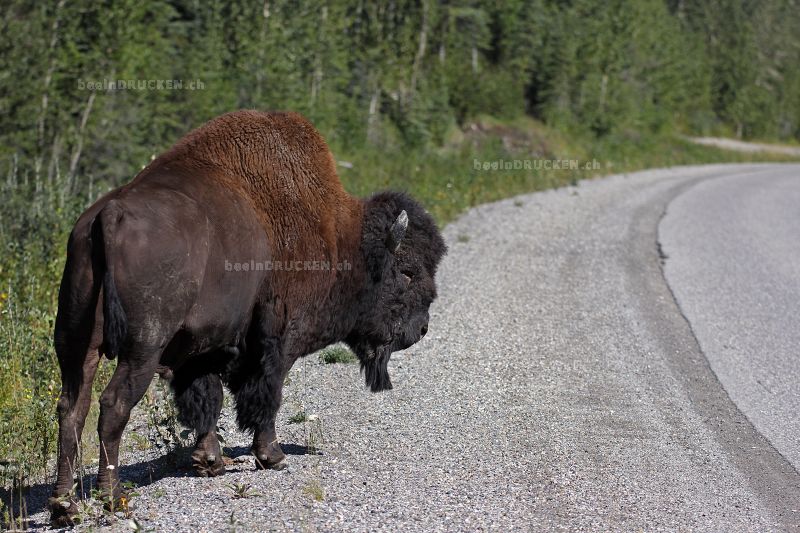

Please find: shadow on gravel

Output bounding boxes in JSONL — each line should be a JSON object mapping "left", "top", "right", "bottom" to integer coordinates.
{"left": 224, "top": 443, "right": 322, "bottom": 458}
{"left": 1, "top": 446, "right": 193, "bottom": 524}
{"left": 2, "top": 441, "right": 320, "bottom": 525}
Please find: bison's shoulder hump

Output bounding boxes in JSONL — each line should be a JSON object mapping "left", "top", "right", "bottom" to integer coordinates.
{"left": 188, "top": 110, "right": 327, "bottom": 150}
{"left": 160, "top": 109, "right": 339, "bottom": 185}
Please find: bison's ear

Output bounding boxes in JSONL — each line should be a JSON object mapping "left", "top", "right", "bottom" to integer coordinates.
{"left": 363, "top": 206, "right": 405, "bottom": 282}
{"left": 386, "top": 210, "right": 408, "bottom": 253}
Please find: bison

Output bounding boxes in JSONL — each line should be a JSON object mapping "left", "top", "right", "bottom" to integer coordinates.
{"left": 49, "top": 110, "right": 446, "bottom": 525}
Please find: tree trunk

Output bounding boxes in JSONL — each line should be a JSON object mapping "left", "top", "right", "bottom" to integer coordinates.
{"left": 35, "top": 0, "right": 66, "bottom": 183}
{"left": 67, "top": 92, "right": 96, "bottom": 193}
{"left": 367, "top": 89, "right": 380, "bottom": 144}
{"left": 409, "top": 0, "right": 429, "bottom": 104}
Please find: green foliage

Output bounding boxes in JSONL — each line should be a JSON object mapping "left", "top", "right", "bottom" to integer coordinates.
{"left": 319, "top": 346, "right": 358, "bottom": 365}
{"left": 0, "top": 182, "right": 78, "bottom": 480}
{"left": 2, "top": 0, "right": 798, "bottom": 180}
{"left": 225, "top": 482, "right": 261, "bottom": 500}
{"left": 288, "top": 411, "right": 309, "bottom": 424}
{"left": 302, "top": 479, "right": 325, "bottom": 502}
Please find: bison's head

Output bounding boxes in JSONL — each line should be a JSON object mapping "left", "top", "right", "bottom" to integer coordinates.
{"left": 347, "top": 192, "right": 446, "bottom": 392}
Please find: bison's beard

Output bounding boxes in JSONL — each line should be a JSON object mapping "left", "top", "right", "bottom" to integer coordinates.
{"left": 362, "top": 347, "right": 392, "bottom": 392}
{"left": 350, "top": 341, "right": 393, "bottom": 392}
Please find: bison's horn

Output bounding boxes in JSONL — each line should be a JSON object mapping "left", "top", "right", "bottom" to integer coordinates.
{"left": 387, "top": 210, "right": 408, "bottom": 252}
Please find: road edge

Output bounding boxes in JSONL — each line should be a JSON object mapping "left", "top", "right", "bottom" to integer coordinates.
{"left": 649, "top": 167, "right": 800, "bottom": 531}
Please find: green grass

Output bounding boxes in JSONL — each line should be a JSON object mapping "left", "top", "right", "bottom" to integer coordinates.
{"left": 1, "top": 117, "right": 798, "bottom": 515}
{"left": 225, "top": 482, "right": 261, "bottom": 500}
{"left": 288, "top": 411, "right": 308, "bottom": 424}
{"left": 318, "top": 346, "right": 358, "bottom": 364}
{"left": 335, "top": 119, "right": 798, "bottom": 226}
{"left": 302, "top": 480, "right": 325, "bottom": 502}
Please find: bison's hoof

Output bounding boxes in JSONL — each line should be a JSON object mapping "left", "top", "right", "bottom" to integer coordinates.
{"left": 253, "top": 446, "right": 287, "bottom": 471}
{"left": 252, "top": 439, "right": 286, "bottom": 471}
{"left": 192, "top": 451, "right": 226, "bottom": 477}
{"left": 254, "top": 456, "right": 287, "bottom": 470}
{"left": 48, "top": 496, "right": 78, "bottom": 527}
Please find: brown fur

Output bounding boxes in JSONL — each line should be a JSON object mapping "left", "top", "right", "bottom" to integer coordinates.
{"left": 136, "top": 110, "right": 363, "bottom": 316}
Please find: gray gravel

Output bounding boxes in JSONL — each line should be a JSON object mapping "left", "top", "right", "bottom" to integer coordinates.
{"left": 660, "top": 166, "right": 800, "bottom": 470}
{"left": 690, "top": 137, "right": 800, "bottom": 156}
{"left": 26, "top": 164, "right": 800, "bottom": 532}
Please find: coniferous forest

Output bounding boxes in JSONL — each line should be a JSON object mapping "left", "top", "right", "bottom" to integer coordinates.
{"left": 3, "top": 0, "right": 799, "bottom": 184}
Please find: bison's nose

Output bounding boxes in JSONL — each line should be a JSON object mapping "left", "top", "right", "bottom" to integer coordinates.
{"left": 420, "top": 324, "right": 428, "bottom": 337}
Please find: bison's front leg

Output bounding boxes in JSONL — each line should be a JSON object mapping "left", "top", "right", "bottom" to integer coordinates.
{"left": 172, "top": 371, "right": 225, "bottom": 477}
{"left": 229, "top": 338, "right": 288, "bottom": 470}
{"left": 252, "top": 418, "right": 287, "bottom": 470}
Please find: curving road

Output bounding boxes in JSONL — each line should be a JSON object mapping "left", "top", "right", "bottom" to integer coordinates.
{"left": 659, "top": 167, "right": 800, "bottom": 472}
{"left": 29, "top": 164, "right": 800, "bottom": 531}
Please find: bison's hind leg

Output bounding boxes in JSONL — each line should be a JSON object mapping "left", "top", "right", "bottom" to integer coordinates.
{"left": 50, "top": 284, "right": 103, "bottom": 525}
{"left": 96, "top": 349, "right": 159, "bottom": 504}
{"left": 172, "top": 366, "right": 225, "bottom": 477}
{"left": 49, "top": 341, "right": 101, "bottom": 526}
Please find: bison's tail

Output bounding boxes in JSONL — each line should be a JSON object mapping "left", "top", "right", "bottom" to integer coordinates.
{"left": 93, "top": 201, "right": 128, "bottom": 359}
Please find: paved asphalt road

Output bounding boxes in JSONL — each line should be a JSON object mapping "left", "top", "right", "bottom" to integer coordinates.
{"left": 660, "top": 166, "right": 800, "bottom": 472}
{"left": 28, "top": 164, "right": 800, "bottom": 531}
